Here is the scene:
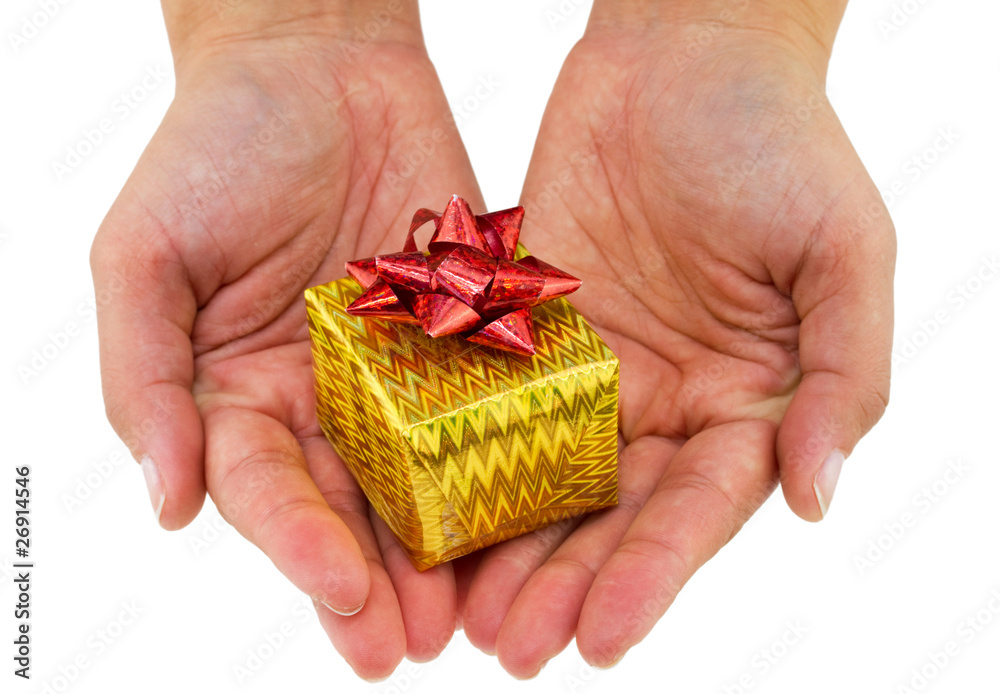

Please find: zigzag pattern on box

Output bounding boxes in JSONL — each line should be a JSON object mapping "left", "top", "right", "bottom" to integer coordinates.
{"left": 305, "top": 278, "right": 619, "bottom": 570}
{"left": 407, "top": 373, "right": 617, "bottom": 541}
{"left": 307, "top": 291, "right": 423, "bottom": 552}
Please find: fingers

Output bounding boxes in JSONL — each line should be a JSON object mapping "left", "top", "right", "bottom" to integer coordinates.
{"left": 311, "top": 511, "right": 406, "bottom": 680}
{"left": 371, "top": 514, "right": 457, "bottom": 662}
{"left": 203, "top": 406, "right": 372, "bottom": 619}
{"left": 452, "top": 552, "right": 483, "bottom": 629}
{"left": 313, "top": 566, "right": 406, "bottom": 681}
{"left": 576, "top": 420, "right": 777, "bottom": 667}
{"left": 492, "top": 437, "right": 678, "bottom": 678}
{"left": 303, "top": 429, "right": 458, "bottom": 671}
{"left": 298, "top": 435, "right": 409, "bottom": 680}
{"left": 461, "top": 517, "right": 578, "bottom": 655}
{"left": 91, "top": 212, "right": 206, "bottom": 530}
{"left": 776, "top": 192, "right": 896, "bottom": 521}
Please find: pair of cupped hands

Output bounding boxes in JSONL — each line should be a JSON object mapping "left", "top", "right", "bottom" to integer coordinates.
{"left": 90, "top": 1, "right": 894, "bottom": 680}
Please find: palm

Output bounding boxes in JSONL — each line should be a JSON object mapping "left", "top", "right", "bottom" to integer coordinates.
{"left": 461, "top": 31, "right": 894, "bottom": 675}
{"left": 94, "top": 38, "right": 481, "bottom": 676}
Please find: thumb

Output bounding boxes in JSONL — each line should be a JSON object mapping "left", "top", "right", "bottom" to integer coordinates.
{"left": 775, "top": 193, "right": 896, "bottom": 522}
{"left": 90, "top": 197, "right": 206, "bottom": 530}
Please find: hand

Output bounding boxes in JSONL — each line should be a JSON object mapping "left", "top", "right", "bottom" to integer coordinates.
{"left": 90, "top": 3, "right": 482, "bottom": 678}
{"left": 459, "top": 1, "right": 895, "bottom": 676}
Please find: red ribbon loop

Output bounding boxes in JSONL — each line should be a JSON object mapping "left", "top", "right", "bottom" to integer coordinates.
{"left": 345, "top": 195, "right": 581, "bottom": 355}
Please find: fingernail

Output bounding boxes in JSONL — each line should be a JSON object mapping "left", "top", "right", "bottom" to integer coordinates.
{"left": 513, "top": 659, "right": 549, "bottom": 680}
{"left": 813, "top": 449, "right": 846, "bottom": 519}
{"left": 140, "top": 455, "right": 165, "bottom": 523}
{"left": 321, "top": 599, "right": 365, "bottom": 617}
{"left": 595, "top": 651, "right": 626, "bottom": 669}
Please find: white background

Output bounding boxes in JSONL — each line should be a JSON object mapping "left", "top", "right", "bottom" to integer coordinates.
{"left": 2, "top": 0, "right": 999, "bottom": 693}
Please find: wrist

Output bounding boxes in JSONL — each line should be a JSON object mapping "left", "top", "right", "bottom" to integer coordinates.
{"left": 587, "top": 0, "right": 847, "bottom": 75}
{"left": 162, "top": 0, "right": 424, "bottom": 69}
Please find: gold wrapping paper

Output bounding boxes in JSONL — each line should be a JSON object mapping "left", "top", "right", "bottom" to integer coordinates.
{"left": 305, "top": 276, "right": 619, "bottom": 570}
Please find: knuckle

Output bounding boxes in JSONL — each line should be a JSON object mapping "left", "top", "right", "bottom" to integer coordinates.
{"left": 212, "top": 446, "right": 304, "bottom": 526}
{"left": 856, "top": 377, "right": 890, "bottom": 431}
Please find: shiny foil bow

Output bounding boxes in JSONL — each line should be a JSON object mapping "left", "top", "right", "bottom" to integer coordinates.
{"left": 344, "top": 195, "right": 581, "bottom": 356}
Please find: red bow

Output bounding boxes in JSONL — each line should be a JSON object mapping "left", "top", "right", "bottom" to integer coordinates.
{"left": 344, "top": 195, "right": 581, "bottom": 355}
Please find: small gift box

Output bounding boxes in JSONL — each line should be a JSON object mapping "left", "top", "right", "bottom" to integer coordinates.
{"left": 305, "top": 196, "right": 619, "bottom": 570}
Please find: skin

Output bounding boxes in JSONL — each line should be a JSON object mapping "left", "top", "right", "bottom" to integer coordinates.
{"left": 91, "top": 3, "right": 477, "bottom": 679}
{"left": 460, "top": 1, "right": 895, "bottom": 676}
{"left": 90, "top": 0, "right": 894, "bottom": 682}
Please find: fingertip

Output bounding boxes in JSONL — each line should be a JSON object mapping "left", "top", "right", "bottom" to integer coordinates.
{"left": 400, "top": 578, "right": 456, "bottom": 662}
{"left": 494, "top": 563, "right": 589, "bottom": 678}
{"left": 496, "top": 643, "right": 549, "bottom": 680}
{"left": 140, "top": 459, "right": 204, "bottom": 532}
{"left": 780, "top": 460, "right": 826, "bottom": 523}
{"left": 322, "top": 599, "right": 364, "bottom": 617}
{"left": 369, "top": 515, "right": 457, "bottom": 662}
{"left": 776, "top": 371, "right": 870, "bottom": 521}
{"left": 139, "top": 456, "right": 166, "bottom": 523}
{"left": 584, "top": 648, "right": 627, "bottom": 670}
{"left": 329, "top": 564, "right": 372, "bottom": 617}
{"left": 158, "top": 495, "right": 206, "bottom": 531}
{"left": 123, "top": 384, "right": 206, "bottom": 531}
{"left": 150, "top": 410, "right": 206, "bottom": 531}
{"left": 451, "top": 553, "right": 482, "bottom": 631}
{"left": 780, "top": 440, "right": 852, "bottom": 522}
{"left": 462, "top": 553, "right": 521, "bottom": 654}
{"left": 576, "top": 554, "right": 636, "bottom": 668}
{"left": 406, "top": 634, "right": 453, "bottom": 664}
{"left": 577, "top": 621, "right": 627, "bottom": 670}
{"left": 500, "top": 655, "right": 549, "bottom": 681}
{"left": 309, "top": 524, "right": 372, "bottom": 617}
{"left": 343, "top": 631, "right": 406, "bottom": 681}
{"left": 812, "top": 448, "right": 845, "bottom": 520}
{"left": 462, "top": 522, "right": 575, "bottom": 655}
{"left": 354, "top": 653, "right": 405, "bottom": 684}
{"left": 460, "top": 581, "right": 503, "bottom": 655}
{"left": 578, "top": 635, "right": 626, "bottom": 671}
{"left": 316, "top": 568, "right": 407, "bottom": 681}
